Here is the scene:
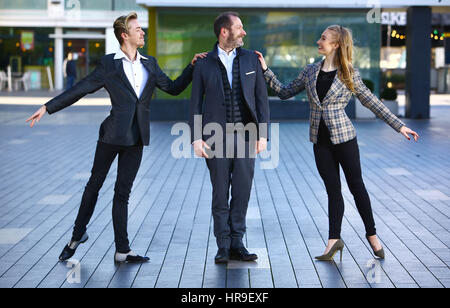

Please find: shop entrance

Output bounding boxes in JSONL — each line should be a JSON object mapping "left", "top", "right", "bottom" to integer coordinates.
{"left": 63, "top": 38, "right": 105, "bottom": 88}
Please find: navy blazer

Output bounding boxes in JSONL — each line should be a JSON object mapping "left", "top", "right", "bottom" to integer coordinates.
{"left": 45, "top": 53, "right": 194, "bottom": 146}
{"left": 189, "top": 43, "right": 270, "bottom": 143}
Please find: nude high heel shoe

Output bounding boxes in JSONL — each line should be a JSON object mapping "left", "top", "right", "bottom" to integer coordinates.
{"left": 315, "top": 239, "right": 345, "bottom": 262}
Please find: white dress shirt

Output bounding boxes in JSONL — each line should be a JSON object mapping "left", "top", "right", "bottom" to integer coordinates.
{"left": 217, "top": 46, "right": 237, "bottom": 87}
{"left": 114, "top": 49, "right": 149, "bottom": 98}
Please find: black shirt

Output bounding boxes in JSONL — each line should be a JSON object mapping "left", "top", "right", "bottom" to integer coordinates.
{"left": 316, "top": 69, "right": 337, "bottom": 145}
{"left": 316, "top": 69, "right": 337, "bottom": 103}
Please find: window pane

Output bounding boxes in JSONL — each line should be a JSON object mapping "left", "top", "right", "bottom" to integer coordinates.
{"left": 153, "top": 9, "right": 381, "bottom": 100}
{"left": 0, "top": 0, "right": 47, "bottom": 10}
{"left": 114, "top": 0, "right": 146, "bottom": 11}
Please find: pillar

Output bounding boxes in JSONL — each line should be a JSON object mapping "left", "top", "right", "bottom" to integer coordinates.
{"left": 106, "top": 27, "right": 120, "bottom": 55}
{"left": 54, "top": 27, "right": 64, "bottom": 90}
{"left": 147, "top": 7, "right": 157, "bottom": 57}
{"left": 405, "top": 6, "right": 431, "bottom": 119}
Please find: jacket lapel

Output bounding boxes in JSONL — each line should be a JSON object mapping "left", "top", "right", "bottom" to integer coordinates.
{"left": 309, "top": 60, "right": 345, "bottom": 106}
{"left": 309, "top": 61, "right": 322, "bottom": 107}
{"left": 114, "top": 58, "right": 138, "bottom": 99}
{"left": 140, "top": 58, "right": 154, "bottom": 100}
{"left": 238, "top": 49, "right": 252, "bottom": 107}
{"left": 322, "top": 69, "right": 344, "bottom": 106}
{"left": 210, "top": 43, "right": 226, "bottom": 104}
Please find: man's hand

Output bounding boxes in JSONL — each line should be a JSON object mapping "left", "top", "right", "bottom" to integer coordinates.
{"left": 256, "top": 137, "right": 267, "bottom": 154}
{"left": 191, "top": 52, "right": 208, "bottom": 66}
{"left": 193, "top": 139, "right": 211, "bottom": 158}
{"left": 26, "top": 105, "right": 47, "bottom": 128}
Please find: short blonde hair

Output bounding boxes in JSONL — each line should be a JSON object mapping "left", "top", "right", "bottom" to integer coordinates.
{"left": 113, "top": 12, "right": 138, "bottom": 45}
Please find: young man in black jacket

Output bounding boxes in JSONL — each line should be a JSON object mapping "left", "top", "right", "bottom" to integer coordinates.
{"left": 27, "top": 12, "right": 206, "bottom": 264}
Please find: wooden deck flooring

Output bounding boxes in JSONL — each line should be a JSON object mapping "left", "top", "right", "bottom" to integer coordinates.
{"left": 0, "top": 104, "right": 449, "bottom": 288}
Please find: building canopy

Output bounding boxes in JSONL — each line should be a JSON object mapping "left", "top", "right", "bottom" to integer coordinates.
{"left": 136, "top": 0, "right": 447, "bottom": 8}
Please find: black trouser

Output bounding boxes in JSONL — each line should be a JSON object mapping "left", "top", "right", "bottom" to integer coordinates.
{"left": 72, "top": 141, "right": 143, "bottom": 253}
{"left": 313, "top": 120, "right": 376, "bottom": 240}
{"left": 205, "top": 131, "right": 256, "bottom": 250}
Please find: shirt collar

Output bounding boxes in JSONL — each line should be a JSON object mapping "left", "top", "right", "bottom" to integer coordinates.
{"left": 217, "top": 45, "right": 236, "bottom": 58}
{"left": 114, "top": 49, "right": 148, "bottom": 62}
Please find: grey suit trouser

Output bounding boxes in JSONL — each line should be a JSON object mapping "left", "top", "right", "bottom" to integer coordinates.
{"left": 205, "top": 131, "right": 256, "bottom": 249}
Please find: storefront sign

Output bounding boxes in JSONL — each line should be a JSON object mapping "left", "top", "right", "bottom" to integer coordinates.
{"left": 381, "top": 12, "right": 407, "bottom": 26}
{"left": 21, "top": 31, "right": 34, "bottom": 51}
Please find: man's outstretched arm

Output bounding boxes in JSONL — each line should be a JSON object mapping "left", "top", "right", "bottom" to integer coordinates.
{"left": 26, "top": 59, "right": 106, "bottom": 127}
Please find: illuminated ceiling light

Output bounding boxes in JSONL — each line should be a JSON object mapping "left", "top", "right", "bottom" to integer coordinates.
{"left": 95, "top": 43, "right": 100, "bottom": 48}
{"left": 396, "top": 34, "right": 400, "bottom": 39}
{"left": 440, "top": 37, "right": 444, "bottom": 41}
{"left": 68, "top": 41, "right": 72, "bottom": 47}
{"left": 435, "top": 35, "right": 438, "bottom": 40}
{"left": 387, "top": 82, "right": 393, "bottom": 88}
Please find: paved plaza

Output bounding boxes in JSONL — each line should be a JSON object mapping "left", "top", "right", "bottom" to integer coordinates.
{"left": 0, "top": 97, "right": 449, "bottom": 288}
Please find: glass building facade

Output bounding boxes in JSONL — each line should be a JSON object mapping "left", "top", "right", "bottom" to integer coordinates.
{"left": 0, "top": 0, "right": 147, "bottom": 89}
{"left": 0, "top": 3, "right": 381, "bottom": 96}
{"left": 0, "top": 0, "right": 144, "bottom": 11}
{"left": 154, "top": 9, "right": 381, "bottom": 99}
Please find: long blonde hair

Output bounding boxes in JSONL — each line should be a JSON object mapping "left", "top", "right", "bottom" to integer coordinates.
{"left": 326, "top": 25, "right": 355, "bottom": 93}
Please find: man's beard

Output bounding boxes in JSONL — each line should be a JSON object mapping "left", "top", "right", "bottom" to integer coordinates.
{"left": 226, "top": 34, "right": 244, "bottom": 49}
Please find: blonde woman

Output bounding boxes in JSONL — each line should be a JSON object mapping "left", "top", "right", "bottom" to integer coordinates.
{"left": 255, "top": 25, "right": 419, "bottom": 261}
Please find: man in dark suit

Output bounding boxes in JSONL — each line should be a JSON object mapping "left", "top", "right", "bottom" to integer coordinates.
{"left": 190, "top": 12, "right": 270, "bottom": 264}
{"left": 26, "top": 12, "right": 206, "bottom": 264}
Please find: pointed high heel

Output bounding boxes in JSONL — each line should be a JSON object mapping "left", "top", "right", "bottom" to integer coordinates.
{"left": 374, "top": 248, "right": 385, "bottom": 259}
{"left": 366, "top": 235, "right": 385, "bottom": 259}
{"left": 315, "top": 239, "right": 345, "bottom": 262}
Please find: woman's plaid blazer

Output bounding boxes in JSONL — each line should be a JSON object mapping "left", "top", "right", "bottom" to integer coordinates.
{"left": 264, "top": 60, "right": 405, "bottom": 144}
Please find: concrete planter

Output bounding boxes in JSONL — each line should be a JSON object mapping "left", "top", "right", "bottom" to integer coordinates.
{"left": 355, "top": 97, "right": 375, "bottom": 119}
{"left": 355, "top": 98, "right": 399, "bottom": 118}
{"left": 382, "top": 99, "right": 399, "bottom": 116}
{"left": 268, "top": 96, "right": 295, "bottom": 101}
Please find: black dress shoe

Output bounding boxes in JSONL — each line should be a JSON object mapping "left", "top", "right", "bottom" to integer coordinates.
{"left": 59, "top": 233, "right": 89, "bottom": 262}
{"left": 215, "top": 248, "right": 230, "bottom": 264}
{"left": 230, "top": 247, "right": 258, "bottom": 261}
{"left": 114, "top": 251, "right": 150, "bottom": 264}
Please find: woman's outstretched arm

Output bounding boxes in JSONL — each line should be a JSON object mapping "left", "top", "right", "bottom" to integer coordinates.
{"left": 353, "top": 69, "right": 419, "bottom": 141}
